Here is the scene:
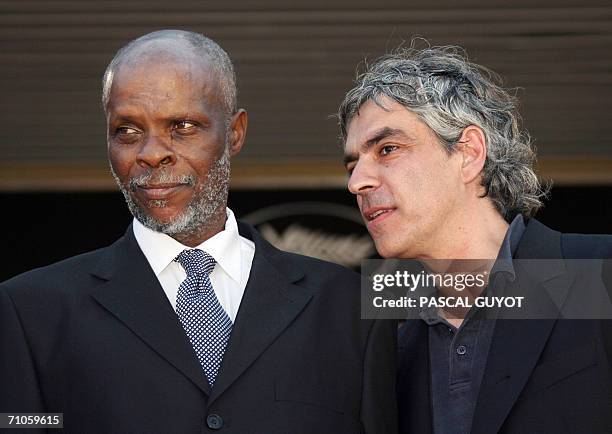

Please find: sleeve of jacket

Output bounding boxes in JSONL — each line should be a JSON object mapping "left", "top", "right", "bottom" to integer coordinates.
{"left": 602, "top": 259, "right": 612, "bottom": 367}
{"left": 0, "top": 284, "right": 46, "bottom": 418}
{"left": 360, "top": 318, "right": 399, "bottom": 434}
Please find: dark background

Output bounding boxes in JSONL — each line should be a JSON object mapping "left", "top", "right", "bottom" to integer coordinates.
{"left": 2, "top": 186, "right": 610, "bottom": 282}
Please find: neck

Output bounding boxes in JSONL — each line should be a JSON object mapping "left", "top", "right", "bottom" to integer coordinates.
{"left": 423, "top": 201, "right": 510, "bottom": 328}
{"left": 423, "top": 200, "right": 509, "bottom": 262}
{"left": 414, "top": 195, "right": 513, "bottom": 328}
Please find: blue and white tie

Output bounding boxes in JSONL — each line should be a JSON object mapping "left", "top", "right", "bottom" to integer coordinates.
{"left": 175, "top": 249, "right": 233, "bottom": 387}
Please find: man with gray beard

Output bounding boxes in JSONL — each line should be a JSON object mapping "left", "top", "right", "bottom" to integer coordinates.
{"left": 0, "top": 30, "right": 397, "bottom": 434}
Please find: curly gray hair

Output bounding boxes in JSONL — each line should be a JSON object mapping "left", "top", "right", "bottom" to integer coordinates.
{"left": 338, "top": 46, "right": 547, "bottom": 220}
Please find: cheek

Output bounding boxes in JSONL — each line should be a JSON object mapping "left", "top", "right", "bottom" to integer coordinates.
{"left": 190, "top": 159, "right": 217, "bottom": 182}
{"left": 420, "top": 163, "right": 461, "bottom": 211}
{"left": 392, "top": 165, "right": 452, "bottom": 216}
{"left": 393, "top": 166, "right": 427, "bottom": 202}
{"left": 108, "top": 148, "right": 136, "bottom": 180}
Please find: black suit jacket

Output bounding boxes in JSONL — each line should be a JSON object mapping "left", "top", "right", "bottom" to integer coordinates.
{"left": 397, "top": 219, "right": 612, "bottom": 434}
{"left": 1, "top": 222, "right": 398, "bottom": 434}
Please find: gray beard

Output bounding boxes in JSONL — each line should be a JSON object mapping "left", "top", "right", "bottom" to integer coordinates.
{"left": 110, "top": 148, "right": 230, "bottom": 239}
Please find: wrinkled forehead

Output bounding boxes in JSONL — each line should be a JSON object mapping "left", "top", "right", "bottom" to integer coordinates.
{"left": 115, "top": 39, "right": 212, "bottom": 80}
{"left": 108, "top": 43, "right": 221, "bottom": 103}
{"left": 121, "top": 37, "right": 204, "bottom": 66}
{"left": 343, "top": 98, "right": 398, "bottom": 150}
{"left": 343, "top": 97, "right": 438, "bottom": 160}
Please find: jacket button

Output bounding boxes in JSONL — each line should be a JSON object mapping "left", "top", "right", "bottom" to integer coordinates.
{"left": 206, "top": 414, "right": 223, "bottom": 430}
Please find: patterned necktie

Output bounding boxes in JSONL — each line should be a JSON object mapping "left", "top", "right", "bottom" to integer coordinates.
{"left": 175, "top": 249, "right": 233, "bottom": 387}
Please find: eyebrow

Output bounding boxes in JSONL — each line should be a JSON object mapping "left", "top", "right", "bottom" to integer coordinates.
{"left": 343, "top": 127, "right": 412, "bottom": 166}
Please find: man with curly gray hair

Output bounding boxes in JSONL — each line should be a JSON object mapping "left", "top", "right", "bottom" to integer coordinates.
{"left": 339, "top": 46, "right": 612, "bottom": 434}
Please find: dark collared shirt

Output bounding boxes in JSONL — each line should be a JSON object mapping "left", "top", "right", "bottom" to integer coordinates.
{"left": 421, "top": 214, "right": 525, "bottom": 434}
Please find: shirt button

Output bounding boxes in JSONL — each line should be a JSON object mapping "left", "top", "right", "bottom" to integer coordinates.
{"left": 456, "top": 345, "right": 467, "bottom": 355}
{"left": 206, "top": 414, "right": 223, "bottom": 430}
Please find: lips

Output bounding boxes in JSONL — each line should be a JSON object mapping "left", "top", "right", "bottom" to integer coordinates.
{"left": 137, "top": 183, "right": 187, "bottom": 200}
{"left": 362, "top": 206, "right": 395, "bottom": 225}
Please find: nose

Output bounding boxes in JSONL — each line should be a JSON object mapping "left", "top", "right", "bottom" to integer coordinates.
{"left": 137, "top": 133, "right": 176, "bottom": 169}
{"left": 347, "top": 158, "right": 380, "bottom": 195}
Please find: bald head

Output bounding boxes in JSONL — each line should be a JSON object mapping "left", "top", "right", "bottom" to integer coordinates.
{"left": 102, "top": 30, "right": 237, "bottom": 117}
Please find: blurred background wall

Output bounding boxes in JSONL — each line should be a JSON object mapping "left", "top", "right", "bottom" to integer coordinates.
{"left": 1, "top": 0, "right": 611, "bottom": 280}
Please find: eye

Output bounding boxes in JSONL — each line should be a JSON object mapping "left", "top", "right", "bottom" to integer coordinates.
{"left": 174, "top": 120, "right": 197, "bottom": 131}
{"left": 380, "top": 144, "right": 398, "bottom": 156}
{"left": 116, "top": 126, "right": 140, "bottom": 135}
{"left": 113, "top": 126, "right": 142, "bottom": 142}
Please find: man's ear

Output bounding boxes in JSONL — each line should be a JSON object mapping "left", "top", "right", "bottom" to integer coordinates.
{"left": 457, "top": 125, "right": 487, "bottom": 184}
{"left": 228, "top": 109, "right": 248, "bottom": 157}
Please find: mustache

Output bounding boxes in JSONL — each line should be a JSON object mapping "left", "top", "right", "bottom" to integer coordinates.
{"left": 359, "top": 192, "right": 392, "bottom": 210}
{"left": 128, "top": 170, "right": 195, "bottom": 191}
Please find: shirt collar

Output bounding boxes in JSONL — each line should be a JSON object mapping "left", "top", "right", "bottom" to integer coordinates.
{"left": 490, "top": 213, "right": 526, "bottom": 279}
{"left": 133, "top": 207, "right": 243, "bottom": 283}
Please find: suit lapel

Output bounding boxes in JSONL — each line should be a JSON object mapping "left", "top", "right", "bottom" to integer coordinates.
{"left": 208, "top": 223, "right": 311, "bottom": 404}
{"left": 471, "top": 317, "right": 556, "bottom": 434}
{"left": 471, "top": 219, "right": 573, "bottom": 434}
{"left": 89, "top": 226, "right": 211, "bottom": 396}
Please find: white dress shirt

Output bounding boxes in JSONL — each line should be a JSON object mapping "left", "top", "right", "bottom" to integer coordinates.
{"left": 132, "top": 208, "right": 255, "bottom": 322}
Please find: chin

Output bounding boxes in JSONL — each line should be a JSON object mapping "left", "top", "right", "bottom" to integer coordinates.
{"left": 135, "top": 203, "right": 186, "bottom": 229}
{"left": 373, "top": 240, "right": 397, "bottom": 259}
{"left": 374, "top": 235, "right": 417, "bottom": 259}
{"left": 146, "top": 208, "right": 179, "bottom": 222}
